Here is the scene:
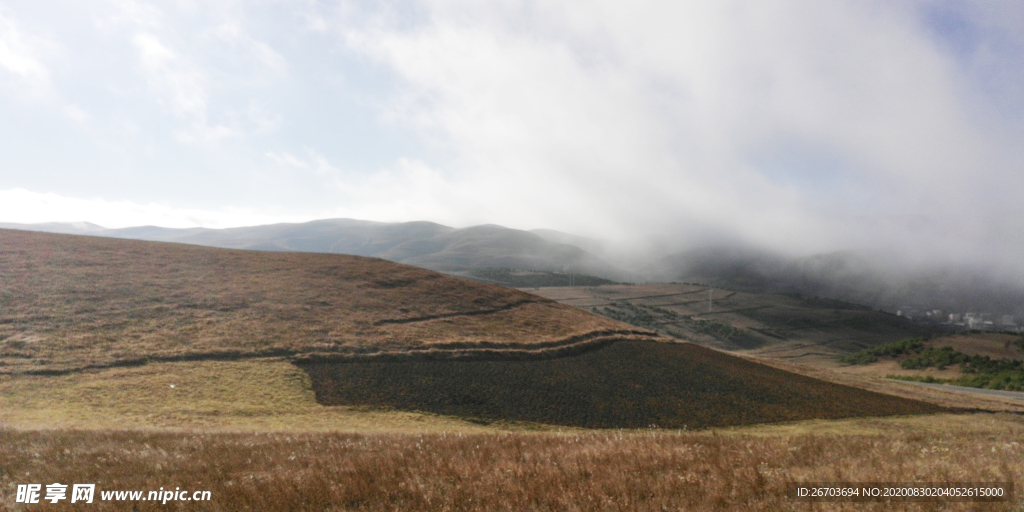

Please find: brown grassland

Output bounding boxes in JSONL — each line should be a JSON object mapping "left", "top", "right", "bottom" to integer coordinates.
{"left": 0, "top": 229, "right": 653, "bottom": 375}
{"left": 0, "top": 229, "right": 941, "bottom": 430}
{"left": 2, "top": 230, "right": 1023, "bottom": 510}
{"left": 1, "top": 414, "right": 1023, "bottom": 511}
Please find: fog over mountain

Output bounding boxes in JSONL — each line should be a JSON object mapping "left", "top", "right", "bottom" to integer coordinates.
{"left": 3, "top": 218, "right": 1022, "bottom": 320}
{"left": 2, "top": 1, "right": 1024, "bottom": 311}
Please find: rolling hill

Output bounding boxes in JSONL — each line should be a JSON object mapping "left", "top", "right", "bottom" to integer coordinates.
{"left": 7, "top": 219, "right": 1023, "bottom": 320}
{"left": 0, "top": 228, "right": 945, "bottom": 429}
{"left": 0, "top": 219, "right": 624, "bottom": 282}
{"left": 0, "top": 228, "right": 643, "bottom": 376}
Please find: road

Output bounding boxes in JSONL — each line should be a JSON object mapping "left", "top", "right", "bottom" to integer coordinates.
{"left": 894, "top": 380, "right": 1024, "bottom": 400}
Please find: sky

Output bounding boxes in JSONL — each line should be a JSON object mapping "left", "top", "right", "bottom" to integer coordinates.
{"left": 1, "top": 0, "right": 1023, "bottom": 267}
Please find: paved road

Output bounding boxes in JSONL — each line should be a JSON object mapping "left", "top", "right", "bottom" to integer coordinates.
{"left": 893, "top": 380, "right": 1024, "bottom": 400}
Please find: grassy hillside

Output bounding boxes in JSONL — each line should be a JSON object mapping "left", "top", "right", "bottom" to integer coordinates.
{"left": 0, "top": 229, "right": 949, "bottom": 432}
{"left": 0, "top": 229, "right": 649, "bottom": 375}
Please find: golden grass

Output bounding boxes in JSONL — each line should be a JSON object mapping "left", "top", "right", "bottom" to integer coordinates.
{"left": 1, "top": 353, "right": 1017, "bottom": 510}
{"left": 1, "top": 414, "right": 1021, "bottom": 511}
{"left": 0, "top": 359, "right": 541, "bottom": 433}
{"left": 0, "top": 229, "right": 650, "bottom": 375}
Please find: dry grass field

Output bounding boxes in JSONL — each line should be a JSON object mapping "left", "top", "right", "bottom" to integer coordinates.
{"left": 1, "top": 414, "right": 1022, "bottom": 511}
{"left": 0, "top": 229, "right": 653, "bottom": 375}
{"left": 0, "top": 359, "right": 513, "bottom": 433}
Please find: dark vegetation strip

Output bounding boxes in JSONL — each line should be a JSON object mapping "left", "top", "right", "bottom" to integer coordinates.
{"left": 562, "top": 290, "right": 712, "bottom": 305}
{"left": 9, "top": 330, "right": 660, "bottom": 376}
{"left": 652, "top": 299, "right": 713, "bottom": 307}
{"left": 564, "top": 292, "right": 729, "bottom": 309}
{"left": 299, "top": 340, "right": 947, "bottom": 429}
{"left": 15, "top": 348, "right": 300, "bottom": 376}
{"left": 774, "top": 352, "right": 845, "bottom": 359}
{"left": 838, "top": 337, "right": 929, "bottom": 365}
{"left": 294, "top": 333, "right": 660, "bottom": 364}
{"left": 697, "top": 305, "right": 771, "bottom": 316}
{"left": 396, "top": 328, "right": 656, "bottom": 351}
{"left": 609, "top": 290, "right": 712, "bottom": 301}
{"left": 372, "top": 299, "right": 547, "bottom": 325}
{"left": 749, "top": 327, "right": 786, "bottom": 339}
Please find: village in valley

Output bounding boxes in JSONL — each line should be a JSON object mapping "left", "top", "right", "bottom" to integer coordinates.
{"left": 897, "top": 308, "right": 1023, "bottom": 332}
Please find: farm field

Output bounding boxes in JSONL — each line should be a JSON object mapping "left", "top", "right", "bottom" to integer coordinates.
{"left": 532, "top": 283, "right": 934, "bottom": 356}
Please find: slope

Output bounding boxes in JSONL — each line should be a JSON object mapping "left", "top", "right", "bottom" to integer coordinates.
{"left": 0, "top": 228, "right": 649, "bottom": 375}
{"left": 535, "top": 283, "right": 936, "bottom": 357}
{"left": 0, "top": 229, "right": 945, "bottom": 429}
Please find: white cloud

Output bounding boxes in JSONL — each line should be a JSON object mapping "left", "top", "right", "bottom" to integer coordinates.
{"left": 263, "top": 151, "right": 479, "bottom": 227}
{"left": 0, "top": 10, "right": 52, "bottom": 96}
{"left": 99, "top": 0, "right": 162, "bottom": 30}
{"left": 336, "top": 0, "right": 1024, "bottom": 259}
{"left": 266, "top": 149, "right": 342, "bottom": 177}
{"left": 325, "top": 158, "right": 475, "bottom": 226}
{"left": 266, "top": 151, "right": 309, "bottom": 169}
{"left": 132, "top": 32, "right": 234, "bottom": 143}
{"left": 0, "top": 188, "right": 312, "bottom": 229}
{"left": 210, "top": 21, "right": 287, "bottom": 74}
{"left": 133, "top": 32, "right": 206, "bottom": 118}
{"left": 64, "top": 104, "right": 90, "bottom": 122}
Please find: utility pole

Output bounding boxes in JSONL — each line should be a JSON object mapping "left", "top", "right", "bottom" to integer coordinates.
{"left": 708, "top": 287, "right": 713, "bottom": 313}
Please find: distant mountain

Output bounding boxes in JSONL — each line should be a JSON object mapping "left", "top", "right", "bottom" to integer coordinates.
{"left": 106, "top": 219, "right": 455, "bottom": 256}
{"left": 8, "top": 219, "right": 1020, "bottom": 317}
{"left": 2, "top": 219, "right": 625, "bottom": 282}
{"left": 0, "top": 221, "right": 107, "bottom": 234}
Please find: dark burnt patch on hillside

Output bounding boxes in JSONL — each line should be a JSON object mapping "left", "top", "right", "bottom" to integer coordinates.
{"left": 300, "top": 340, "right": 947, "bottom": 429}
